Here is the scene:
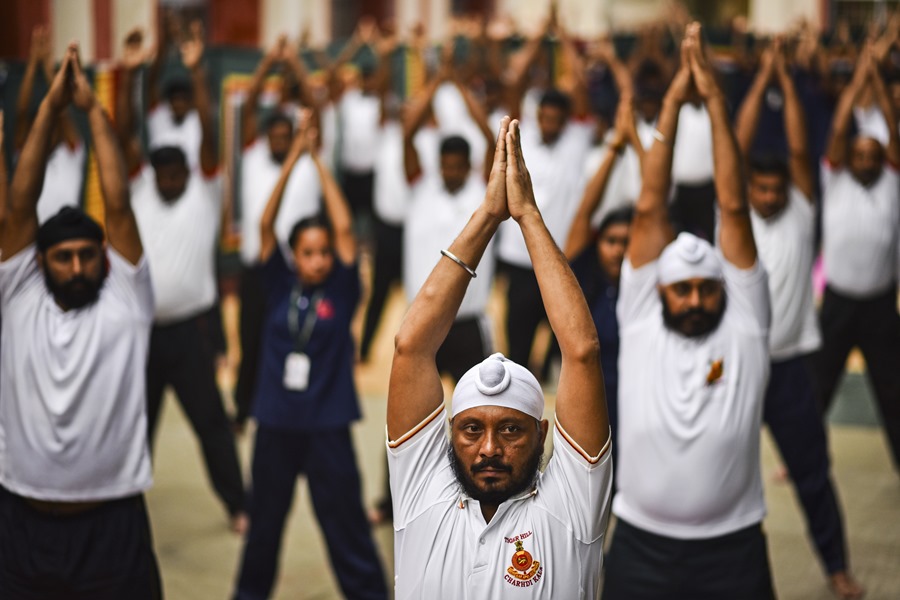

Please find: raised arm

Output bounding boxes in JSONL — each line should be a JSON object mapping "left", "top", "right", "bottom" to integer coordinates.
{"left": 148, "top": 7, "right": 179, "bottom": 108}
{"left": 734, "top": 46, "right": 775, "bottom": 156}
{"left": 310, "top": 133, "right": 355, "bottom": 264}
{"left": 2, "top": 50, "right": 71, "bottom": 259}
{"left": 387, "top": 118, "right": 511, "bottom": 440}
{"left": 627, "top": 41, "right": 692, "bottom": 268}
{"left": 117, "top": 28, "right": 149, "bottom": 173}
{"left": 688, "top": 24, "right": 756, "bottom": 269}
{"left": 454, "top": 79, "right": 496, "bottom": 181}
{"left": 0, "top": 111, "right": 7, "bottom": 241}
{"left": 506, "top": 119, "right": 608, "bottom": 456}
{"left": 555, "top": 23, "right": 590, "bottom": 119}
{"left": 826, "top": 51, "right": 870, "bottom": 168}
{"left": 867, "top": 51, "right": 900, "bottom": 167}
{"left": 71, "top": 47, "right": 142, "bottom": 264}
{"left": 258, "top": 114, "right": 307, "bottom": 263}
{"left": 181, "top": 21, "right": 217, "bottom": 174}
{"left": 563, "top": 101, "right": 632, "bottom": 260}
{"left": 241, "top": 37, "right": 284, "bottom": 146}
{"left": 402, "top": 70, "right": 443, "bottom": 182}
{"left": 13, "top": 26, "right": 49, "bottom": 151}
{"left": 774, "top": 45, "right": 814, "bottom": 200}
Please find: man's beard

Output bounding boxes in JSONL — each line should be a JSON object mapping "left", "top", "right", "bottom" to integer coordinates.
{"left": 448, "top": 443, "right": 543, "bottom": 506}
{"left": 661, "top": 294, "right": 727, "bottom": 338}
{"left": 44, "top": 269, "right": 107, "bottom": 310}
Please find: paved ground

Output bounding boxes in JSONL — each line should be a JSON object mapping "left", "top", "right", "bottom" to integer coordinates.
{"left": 146, "top": 287, "right": 900, "bottom": 599}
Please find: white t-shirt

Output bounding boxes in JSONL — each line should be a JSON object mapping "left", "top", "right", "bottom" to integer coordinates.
{"left": 372, "top": 121, "right": 440, "bottom": 226}
{"left": 0, "top": 246, "right": 154, "bottom": 501}
{"left": 751, "top": 187, "right": 821, "bottom": 360}
{"left": 37, "top": 142, "right": 86, "bottom": 224}
{"left": 239, "top": 139, "right": 322, "bottom": 266}
{"left": 671, "top": 103, "right": 714, "bottom": 185}
{"left": 388, "top": 406, "right": 613, "bottom": 599}
{"left": 404, "top": 175, "right": 493, "bottom": 319}
{"left": 496, "top": 120, "right": 594, "bottom": 267}
{"left": 433, "top": 83, "right": 488, "bottom": 174}
{"left": 821, "top": 160, "right": 900, "bottom": 298}
{"left": 338, "top": 88, "right": 380, "bottom": 173}
{"left": 147, "top": 103, "right": 203, "bottom": 171}
{"left": 614, "top": 256, "right": 770, "bottom": 539}
{"left": 131, "top": 165, "right": 222, "bottom": 323}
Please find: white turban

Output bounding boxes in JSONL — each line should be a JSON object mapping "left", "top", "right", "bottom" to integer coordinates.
{"left": 657, "top": 232, "right": 723, "bottom": 285}
{"left": 451, "top": 353, "right": 544, "bottom": 421}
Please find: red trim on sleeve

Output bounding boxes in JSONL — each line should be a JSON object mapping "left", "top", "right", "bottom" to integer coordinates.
{"left": 555, "top": 421, "right": 611, "bottom": 465}
{"left": 387, "top": 404, "right": 444, "bottom": 449}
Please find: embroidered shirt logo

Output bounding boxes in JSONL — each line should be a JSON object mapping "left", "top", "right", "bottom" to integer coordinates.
{"left": 316, "top": 299, "right": 335, "bottom": 320}
{"left": 504, "top": 537, "right": 543, "bottom": 588}
{"left": 706, "top": 358, "right": 724, "bottom": 385}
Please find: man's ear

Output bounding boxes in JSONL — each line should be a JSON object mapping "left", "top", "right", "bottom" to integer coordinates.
{"left": 539, "top": 419, "right": 550, "bottom": 446}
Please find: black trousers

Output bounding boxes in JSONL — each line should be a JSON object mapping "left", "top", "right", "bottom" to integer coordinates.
{"left": 669, "top": 181, "right": 717, "bottom": 243}
{"left": 234, "top": 426, "right": 388, "bottom": 600}
{"left": 501, "top": 262, "right": 547, "bottom": 372}
{"left": 146, "top": 312, "right": 246, "bottom": 516}
{"left": 815, "top": 285, "right": 900, "bottom": 469}
{"left": 603, "top": 519, "right": 775, "bottom": 600}
{"left": 235, "top": 265, "right": 268, "bottom": 424}
{"left": 360, "top": 217, "right": 403, "bottom": 361}
{"left": 0, "top": 487, "right": 162, "bottom": 600}
{"left": 764, "top": 354, "right": 847, "bottom": 575}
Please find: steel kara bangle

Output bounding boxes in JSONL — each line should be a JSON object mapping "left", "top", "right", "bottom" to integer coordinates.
{"left": 440, "top": 249, "right": 477, "bottom": 278}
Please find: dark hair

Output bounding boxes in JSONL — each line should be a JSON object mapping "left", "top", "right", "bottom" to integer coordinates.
{"left": 163, "top": 78, "right": 194, "bottom": 101}
{"left": 748, "top": 155, "right": 789, "bottom": 180}
{"left": 36, "top": 206, "right": 104, "bottom": 252}
{"left": 288, "top": 214, "right": 333, "bottom": 249}
{"left": 149, "top": 146, "right": 188, "bottom": 171}
{"left": 597, "top": 206, "right": 634, "bottom": 237}
{"left": 539, "top": 88, "right": 572, "bottom": 114}
{"left": 264, "top": 112, "right": 294, "bottom": 134}
{"left": 440, "top": 135, "right": 471, "bottom": 160}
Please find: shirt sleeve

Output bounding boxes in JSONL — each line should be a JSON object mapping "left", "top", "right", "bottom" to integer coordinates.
{"left": 617, "top": 258, "right": 661, "bottom": 328}
{"left": 386, "top": 406, "right": 459, "bottom": 529}
{"left": 720, "top": 256, "right": 770, "bottom": 333}
{"left": 536, "top": 421, "right": 613, "bottom": 543}
{"left": 0, "top": 244, "right": 40, "bottom": 310}
{"left": 104, "top": 248, "right": 155, "bottom": 323}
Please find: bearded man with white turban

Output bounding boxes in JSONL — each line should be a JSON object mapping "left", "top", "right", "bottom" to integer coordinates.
{"left": 602, "top": 25, "right": 775, "bottom": 599}
{"left": 386, "top": 115, "right": 612, "bottom": 599}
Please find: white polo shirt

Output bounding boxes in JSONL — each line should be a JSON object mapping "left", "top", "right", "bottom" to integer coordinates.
{"left": 671, "top": 103, "right": 714, "bottom": 185}
{"left": 496, "top": 120, "right": 593, "bottom": 267}
{"left": 388, "top": 406, "right": 612, "bottom": 599}
{"left": 614, "top": 256, "right": 770, "bottom": 539}
{"left": 37, "top": 142, "right": 86, "bottom": 224}
{"left": 404, "top": 175, "right": 493, "bottom": 319}
{"left": 147, "top": 103, "right": 202, "bottom": 171}
{"left": 751, "top": 187, "right": 821, "bottom": 360}
{"left": 338, "top": 88, "right": 380, "bottom": 173}
{"left": 0, "top": 245, "right": 154, "bottom": 501}
{"left": 131, "top": 165, "right": 221, "bottom": 324}
{"left": 239, "top": 139, "right": 322, "bottom": 266}
{"left": 821, "top": 160, "right": 900, "bottom": 298}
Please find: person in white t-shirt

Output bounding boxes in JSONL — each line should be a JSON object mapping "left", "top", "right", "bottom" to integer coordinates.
{"left": 233, "top": 35, "right": 324, "bottom": 431}
{"left": 118, "top": 30, "right": 248, "bottom": 534}
{"left": 0, "top": 46, "right": 161, "bottom": 598}
{"left": 603, "top": 26, "right": 775, "bottom": 599}
{"left": 13, "top": 25, "right": 85, "bottom": 224}
{"left": 735, "top": 41, "right": 864, "bottom": 600}
{"left": 402, "top": 65, "right": 497, "bottom": 382}
{"left": 387, "top": 116, "right": 612, "bottom": 599}
{"left": 816, "top": 47, "right": 900, "bottom": 478}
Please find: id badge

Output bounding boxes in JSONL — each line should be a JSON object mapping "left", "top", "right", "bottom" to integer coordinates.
{"left": 283, "top": 352, "right": 311, "bottom": 391}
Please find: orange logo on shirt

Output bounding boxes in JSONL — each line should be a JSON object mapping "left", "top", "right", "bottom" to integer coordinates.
{"left": 706, "top": 358, "right": 724, "bottom": 385}
{"left": 504, "top": 539, "right": 543, "bottom": 587}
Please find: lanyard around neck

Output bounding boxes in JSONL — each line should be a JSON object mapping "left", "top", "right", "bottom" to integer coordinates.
{"left": 287, "top": 284, "right": 325, "bottom": 354}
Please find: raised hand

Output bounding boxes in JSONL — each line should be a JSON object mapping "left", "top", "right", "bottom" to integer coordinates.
{"left": 357, "top": 16, "right": 379, "bottom": 45}
{"left": 666, "top": 36, "right": 694, "bottom": 106}
{"left": 686, "top": 23, "right": 721, "bottom": 100}
{"left": 46, "top": 49, "right": 73, "bottom": 112}
{"left": 505, "top": 120, "right": 539, "bottom": 222}
{"left": 287, "top": 108, "right": 312, "bottom": 161}
{"left": 122, "top": 28, "right": 147, "bottom": 71}
{"left": 70, "top": 45, "right": 97, "bottom": 112}
{"left": 180, "top": 20, "right": 205, "bottom": 70}
{"left": 485, "top": 116, "right": 511, "bottom": 223}
{"left": 29, "top": 25, "right": 51, "bottom": 66}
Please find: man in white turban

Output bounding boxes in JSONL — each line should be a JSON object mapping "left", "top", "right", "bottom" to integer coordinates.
{"left": 385, "top": 116, "right": 612, "bottom": 599}
{"left": 602, "top": 25, "right": 774, "bottom": 599}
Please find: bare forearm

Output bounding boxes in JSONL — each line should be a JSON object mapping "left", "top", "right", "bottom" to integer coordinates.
{"left": 241, "top": 56, "right": 276, "bottom": 143}
{"left": 826, "top": 83, "right": 860, "bottom": 166}
{"left": 89, "top": 104, "right": 128, "bottom": 213}
{"left": 259, "top": 153, "right": 301, "bottom": 260}
{"left": 14, "top": 62, "right": 38, "bottom": 150}
{"left": 190, "top": 67, "right": 217, "bottom": 171}
{"left": 708, "top": 95, "right": 745, "bottom": 214}
{"left": 735, "top": 73, "right": 768, "bottom": 155}
{"left": 564, "top": 146, "right": 620, "bottom": 259}
{"left": 313, "top": 154, "right": 354, "bottom": 260}
{"left": 10, "top": 101, "right": 57, "bottom": 213}
{"left": 870, "top": 74, "right": 900, "bottom": 165}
